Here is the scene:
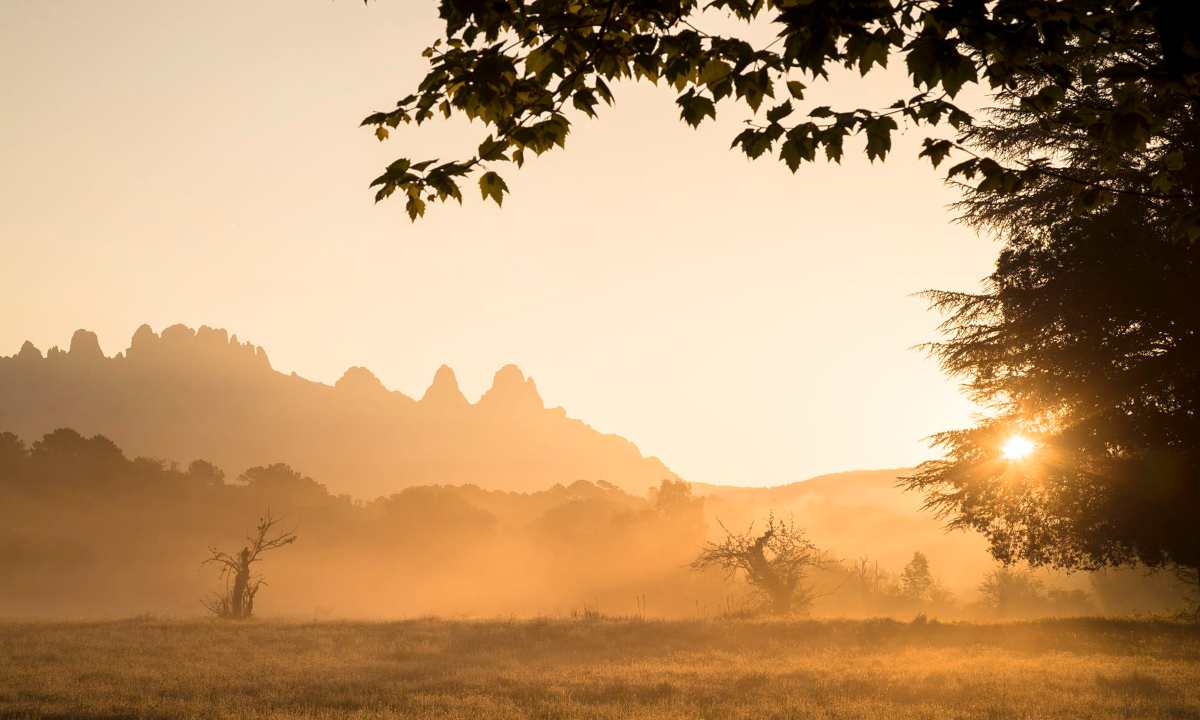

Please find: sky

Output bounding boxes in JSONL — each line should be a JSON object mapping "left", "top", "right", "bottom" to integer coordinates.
{"left": 1, "top": 1, "right": 998, "bottom": 487}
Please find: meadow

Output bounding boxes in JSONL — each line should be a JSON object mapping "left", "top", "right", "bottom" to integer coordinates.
{"left": 1, "top": 617, "right": 1198, "bottom": 719}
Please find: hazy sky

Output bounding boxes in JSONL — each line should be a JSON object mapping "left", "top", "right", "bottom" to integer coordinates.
{"left": 1, "top": 1, "right": 997, "bottom": 486}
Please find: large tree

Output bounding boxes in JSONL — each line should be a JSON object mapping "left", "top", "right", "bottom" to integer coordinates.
{"left": 903, "top": 50, "right": 1200, "bottom": 587}
{"left": 364, "top": 0, "right": 1199, "bottom": 221}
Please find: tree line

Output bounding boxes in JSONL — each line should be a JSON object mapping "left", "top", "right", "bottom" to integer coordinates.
{"left": 0, "top": 428, "right": 1187, "bottom": 619}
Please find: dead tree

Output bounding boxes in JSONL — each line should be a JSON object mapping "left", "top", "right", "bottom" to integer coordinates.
{"left": 691, "top": 513, "right": 821, "bottom": 614}
{"left": 852, "top": 556, "right": 883, "bottom": 595}
{"left": 202, "top": 510, "right": 296, "bottom": 619}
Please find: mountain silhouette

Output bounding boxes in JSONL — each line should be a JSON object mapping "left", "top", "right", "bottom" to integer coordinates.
{"left": 0, "top": 324, "right": 677, "bottom": 498}
{"left": 420, "top": 365, "right": 470, "bottom": 410}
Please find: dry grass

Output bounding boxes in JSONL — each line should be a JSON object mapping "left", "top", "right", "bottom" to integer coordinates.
{"left": 1, "top": 617, "right": 1199, "bottom": 719}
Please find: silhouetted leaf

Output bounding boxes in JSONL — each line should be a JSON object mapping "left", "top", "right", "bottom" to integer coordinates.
{"left": 864, "top": 117, "right": 897, "bottom": 161}
{"left": 478, "top": 171, "right": 508, "bottom": 206}
{"left": 677, "top": 91, "right": 716, "bottom": 127}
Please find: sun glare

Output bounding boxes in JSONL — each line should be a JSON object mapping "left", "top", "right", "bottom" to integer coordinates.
{"left": 1001, "top": 435, "right": 1036, "bottom": 461}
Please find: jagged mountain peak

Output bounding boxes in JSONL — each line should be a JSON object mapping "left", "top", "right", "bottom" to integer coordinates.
{"left": 421, "top": 365, "right": 468, "bottom": 409}
{"left": 129, "top": 324, "right": 158, "bottom": 355}
{"left": 477, "top": 364, "right": 544, "bottom": 414}
{"left": 16, "top": 341, "right": 42, "bottom": 361}
{"left": 126, "top": 323, "right": 271, "bottom": 368}
{"left": 68, "top": 330, "right": 104, "bottom": 361}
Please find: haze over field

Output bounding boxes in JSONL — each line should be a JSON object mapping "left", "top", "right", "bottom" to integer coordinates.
{"left": 3, "top": 1, "right": 1200, "bottom": 717}
{"left": 0, "top": 323, "right": 1004, "bottom": 617}
{"left": 0, "top": 327, "right": 1186, "bottom": 619}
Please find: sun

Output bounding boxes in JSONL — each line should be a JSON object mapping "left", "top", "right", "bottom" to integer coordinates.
{"left": 1001, "top": 435, "right": 1036, "bottom": 461}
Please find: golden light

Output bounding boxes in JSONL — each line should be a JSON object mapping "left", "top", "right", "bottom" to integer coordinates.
{"left": 1001, "top": 435, "right": 1036, "bottom": 461}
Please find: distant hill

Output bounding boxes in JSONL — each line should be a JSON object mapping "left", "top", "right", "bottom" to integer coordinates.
{"left": 0, "top": 325, "right": 677, "bottom": 498}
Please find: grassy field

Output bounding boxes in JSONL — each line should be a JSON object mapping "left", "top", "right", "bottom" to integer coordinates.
{"left": 1, "top": 617, "right": 1198, "bottom": 719}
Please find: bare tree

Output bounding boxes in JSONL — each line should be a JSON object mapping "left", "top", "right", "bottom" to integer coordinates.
{"left": 851, "top": 556, "right": 885, "bottom": 596}
{"left": 691, "top": 513, "right": 822, "bottom": 615}
{"left": 203, "top": 510, "right": 296, "bottom": 619}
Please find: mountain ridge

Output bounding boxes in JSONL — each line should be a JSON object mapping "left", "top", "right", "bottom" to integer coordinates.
{"left": 0, "top": 323, "right": 678, "bottom": 499}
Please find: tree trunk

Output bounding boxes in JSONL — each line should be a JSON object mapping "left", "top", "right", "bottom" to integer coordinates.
{"left": 231, "top": 548, "right": 251, "bottom": 619}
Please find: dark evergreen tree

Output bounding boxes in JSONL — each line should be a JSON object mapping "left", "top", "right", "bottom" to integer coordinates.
{"left": 905, "top": 50, "right": 1200, "bottom": 587}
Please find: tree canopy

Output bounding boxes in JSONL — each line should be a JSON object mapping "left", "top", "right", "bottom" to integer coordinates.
{"left": 904, "top": 44, "right": 1200, "bottom": 579}
{"left": 364, "top": 0, "right": 1200, "bottom": 221}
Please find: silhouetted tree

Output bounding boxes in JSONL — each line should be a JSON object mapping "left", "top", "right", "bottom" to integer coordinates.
{"left": 650, "top": 478, "right": 705, "bottom": 544}
{"left": 651, "top": 478, "right": 698, "bottom": 516}
{"left": 900, "top": 552, "right": 934, "bottom": 603}
{"left": 905, "top": 43, "right": 1200, "bottom": 592}
{"left": 28, "top": 428, "right": 126, "bottom": 489}
{"left": 240, "top": 463, "right": 329, "bottom": 508}
{"left": 979, "top": 567, "right": 1044, "bottom": 617}
{"left": 978, "top": 567, "right": 1094, "bottom": 619}
{"left": 187, "top": 459, "right": 225, "bottom": 487}
{"left": 364, "top": 1, "right": 1198, "bottom": 221}
{"left": 0, "top": 432, "right": 25, "bottom": 484}
{"left": 691, "top": 513, "right": 820, "bottom": 614}
{"left": 203, "top": 511, "right": 297, "bottom": 619}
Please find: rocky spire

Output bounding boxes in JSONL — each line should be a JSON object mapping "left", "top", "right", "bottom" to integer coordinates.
{"left": 15, "top": 340, "right": 42, "bottom": 361}
{"left": 124, "top": 323, "right": 271, "bottom": 369}
{"left": 159, "top": 324, "right": 196, "bottom": 348}
{"left": 68, "top": 330, "right": 104, "bottom": 361}
{"left": 420, "top": 365, "right": 469, "bottom": 410}
{"left": 127, "top": 323, "right": 159, "bottom": 359}
{"left": 195, "top": 325, "right": 230, "bottom": 348}
{"left": 476, "top": 364, "right": 544, "bottom": 415}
